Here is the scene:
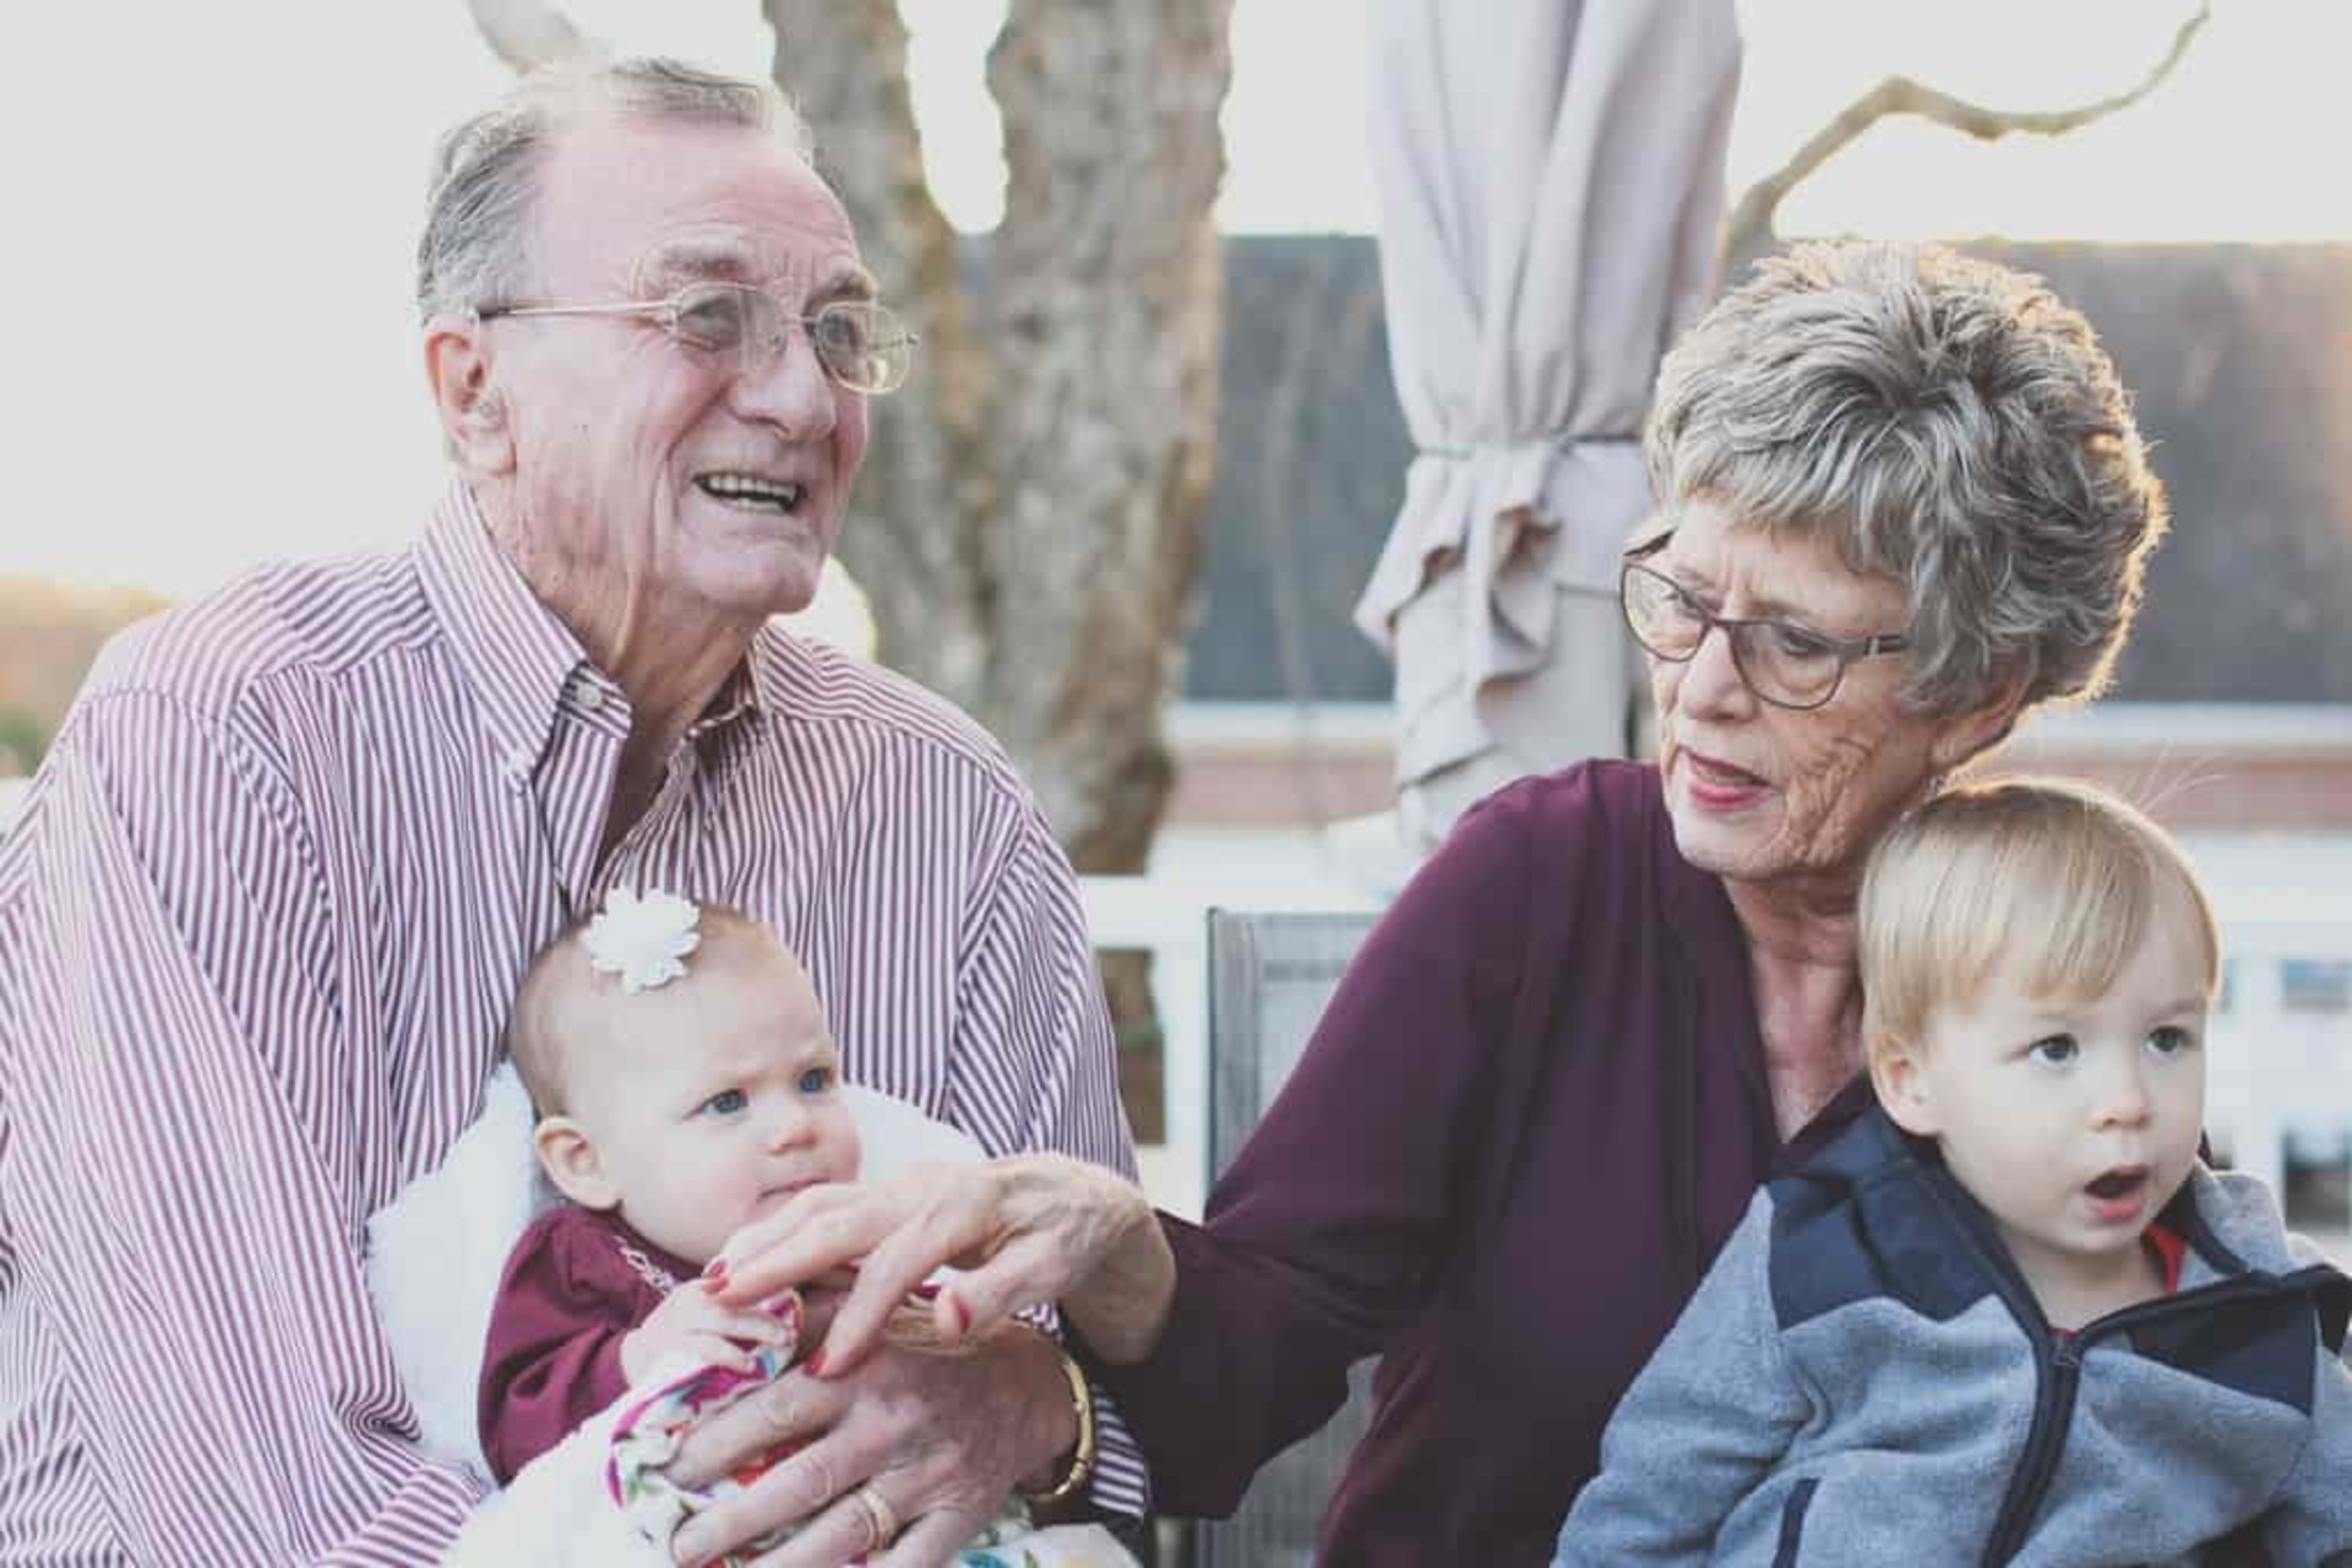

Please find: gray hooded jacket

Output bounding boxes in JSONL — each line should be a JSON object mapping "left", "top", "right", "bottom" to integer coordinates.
{"left": 1555, "top": 1109, "right": 2352, "bottom": 1567}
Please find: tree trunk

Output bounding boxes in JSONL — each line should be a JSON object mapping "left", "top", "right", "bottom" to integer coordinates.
{"left": 764, "top": 1, "right": 998, "bottom": 707}
{"left": 767, "top": 1, "right": 1232, "bottom": 876}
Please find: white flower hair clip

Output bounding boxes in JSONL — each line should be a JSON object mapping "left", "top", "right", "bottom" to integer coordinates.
{"left": 583, "top": 887, "right": 702, "bottom": 994}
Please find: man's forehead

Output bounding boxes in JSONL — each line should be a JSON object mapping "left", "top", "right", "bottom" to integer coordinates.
{"left": 638, "top": 235, "right": 877, "bottom": 300}
{"left": 537, "top": 112, "right": 867, "bottom": 287}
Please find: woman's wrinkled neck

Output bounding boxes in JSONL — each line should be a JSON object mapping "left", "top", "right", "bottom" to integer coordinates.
{"left": 1727, "top": 871, "right": 1867, "bottom": 1086}
{"left": 1725, "top": 867, "right": 1860, "bottom": 974}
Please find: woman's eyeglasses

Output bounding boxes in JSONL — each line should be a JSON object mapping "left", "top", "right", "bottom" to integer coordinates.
{"left": 1619, "top": 554, "right": 1910, "bottom": 712}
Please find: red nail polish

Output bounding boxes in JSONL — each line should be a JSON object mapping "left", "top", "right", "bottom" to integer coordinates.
{"left": 948, "top": 1292, "right": 971, "bottom": 1336}
{"left": 703, "top": 1257, "right": 728, "bottom": 1279}
{"left": 805, "top": 1346, "right": 827, "bottom": 1377}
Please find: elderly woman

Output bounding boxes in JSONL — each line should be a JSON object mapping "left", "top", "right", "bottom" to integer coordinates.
{"left": 691, "top": 241, "right": 2169, "bottom": 1565}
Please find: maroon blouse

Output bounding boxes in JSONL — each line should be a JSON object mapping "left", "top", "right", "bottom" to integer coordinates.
{"left": 1090, "top": 761, "right": 1873, "bottom": 1564}
{"left": 477, "top": 1205, "right": 700, "bottom": 1484}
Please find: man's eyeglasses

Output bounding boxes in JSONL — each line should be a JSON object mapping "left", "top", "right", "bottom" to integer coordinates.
{"left": 476, "top": 281, "right": 918, "bottom": 395}
{"left": 1619, "top": 544, "right": 1910, "bottom": 712}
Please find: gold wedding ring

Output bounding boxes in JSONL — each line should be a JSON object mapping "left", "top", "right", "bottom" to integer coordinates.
{"left": 851, "top": 1483, "right": 899, "bottom": 1553}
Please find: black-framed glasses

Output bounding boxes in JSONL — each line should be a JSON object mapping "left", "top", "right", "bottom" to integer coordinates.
{"left": 1619, "top": 541, "right": 1910, "bottom": 712}
{"left": 477, "top": 281, "right": 918, "bottom": 394}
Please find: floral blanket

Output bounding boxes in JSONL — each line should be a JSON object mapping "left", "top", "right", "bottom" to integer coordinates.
{"left": 604, "top": 1295, "right": 1124, "bottom": 1567}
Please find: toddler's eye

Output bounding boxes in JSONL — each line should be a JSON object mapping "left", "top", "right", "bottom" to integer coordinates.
{"left": 797, "top": 1066, "right": 835, "bottom": 1095}
{"left": 2146, "top": 1025, "right": 2195, "bottom": 1057}
{"left": 699, "top": 1088, "right": 748, "bottom": 1117}
{"left": 2027, "top": 1033, "right": 2079, "bottom": 1066}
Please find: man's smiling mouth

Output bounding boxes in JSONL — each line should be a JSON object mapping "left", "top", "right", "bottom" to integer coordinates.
{"left": 696, "top": 472, "right": 806, "bottom": 513}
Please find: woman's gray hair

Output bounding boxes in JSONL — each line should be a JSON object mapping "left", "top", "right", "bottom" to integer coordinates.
{"left": 415, "top": 57, "right": 816, "bottom": 322}
{"left": 1644, "top": 240, "right": 2168, "bottom": 718}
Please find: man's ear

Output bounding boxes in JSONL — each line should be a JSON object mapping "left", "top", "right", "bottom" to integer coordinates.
{"left": 533, "top": 1115, "right": 619, "bottom": 1210}
{"left": 423, "top": 314, "right": 515, "bottom": 475}
{"left": 1869, "top": 1037, "right": 1943, "bottom": 1138}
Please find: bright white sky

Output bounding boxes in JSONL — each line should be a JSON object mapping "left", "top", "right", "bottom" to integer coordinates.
{"left": 2, "top": 0, "right": 2340, "bottom": 605}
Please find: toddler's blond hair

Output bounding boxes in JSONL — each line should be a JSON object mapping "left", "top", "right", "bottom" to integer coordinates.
{"left": 1861, "top": 777, "right": 2218, "bottom": 1063}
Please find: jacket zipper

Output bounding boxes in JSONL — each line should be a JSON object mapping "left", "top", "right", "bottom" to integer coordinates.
{"left": 1908, "top": 1153, "right": 2337, "bottom": 1564}
{"left": 1978, "top": 1265, "right": 2344, "bottom": 1561}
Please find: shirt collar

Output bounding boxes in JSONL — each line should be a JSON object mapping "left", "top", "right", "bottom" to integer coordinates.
{"left": 742, "top": 628, "right": 794, "bottom": 727}
{"left": 690, "top": 657, "right": 766, "bottom": 741}
{"left": 600, "top": 1208, "right": 701, "bottom": 1294}
{"left": 2143, "top": 1219, "right": 2188, "bottom": 1294}
{"left": 417, "top": 483, "right": 585, "bottom": 785}
{"left": 418, "top": 483, "right": 775, "bottom": 783}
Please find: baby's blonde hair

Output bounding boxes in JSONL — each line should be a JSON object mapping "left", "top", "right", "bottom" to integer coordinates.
{"left": 1860, "top": 777, "right": 2218, "bottom": 1063}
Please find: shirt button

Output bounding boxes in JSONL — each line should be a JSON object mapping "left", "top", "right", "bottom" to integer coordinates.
{"left": 576, "top": 682, "right": 605, "bottom": 713}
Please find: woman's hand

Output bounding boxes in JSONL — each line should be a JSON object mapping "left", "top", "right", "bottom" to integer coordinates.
{"left": 662, "top": 1319, "right": 1071, "bottom": 1567}
{"left": 707, "top": 1153, "right": 1175, "bottom": 1373}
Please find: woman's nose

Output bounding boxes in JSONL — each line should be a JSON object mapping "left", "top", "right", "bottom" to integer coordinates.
{"left": 1674, "top": 624, "right": 1753, "bottom": 717}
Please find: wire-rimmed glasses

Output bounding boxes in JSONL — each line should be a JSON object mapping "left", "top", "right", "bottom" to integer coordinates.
{"left": 1619, "top": 546, "right": 1910, "bottom": 712}
{"left": 477, "top": 281, "right": 918, "bottom": 394}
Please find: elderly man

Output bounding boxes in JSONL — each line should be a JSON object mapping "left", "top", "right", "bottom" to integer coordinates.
{"left": 0, "top": 59, "right": 1141, "bottom": 1566}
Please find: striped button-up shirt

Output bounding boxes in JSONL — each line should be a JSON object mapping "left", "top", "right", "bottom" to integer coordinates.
{"left": 0, "top": 487, "right": 1144, "bottom": 1564}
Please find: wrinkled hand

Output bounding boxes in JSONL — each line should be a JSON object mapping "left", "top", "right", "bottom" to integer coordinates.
{"left": 622, "top": 1283, "right": 797, "bottom": 1384}
{"left": 663, "top": 1317, "right": 1071, "bottom": 1567}
{"left": 707, "top": 1153, "right": 1172, "bottom": 1373}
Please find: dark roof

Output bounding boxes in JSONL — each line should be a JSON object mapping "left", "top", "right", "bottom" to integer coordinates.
{"left": 1188, "top": 237, "right": 2352, "bottom": 704}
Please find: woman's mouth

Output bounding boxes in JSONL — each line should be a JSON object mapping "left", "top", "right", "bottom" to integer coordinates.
{"left": 1679, "top": 748, "right": 1769, "bottom": 807}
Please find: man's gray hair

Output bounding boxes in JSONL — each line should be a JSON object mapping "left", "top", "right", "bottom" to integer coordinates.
{"left": 415, "top": 57, "right": 816, "bottom": 322}
{"left": 1644, "top": 240, "right": 2168, "bottom": 719}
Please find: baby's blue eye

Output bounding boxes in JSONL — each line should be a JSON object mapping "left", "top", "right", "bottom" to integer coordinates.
{"left": 797, "top": 1066, "right": 835, "bottom": 1095}
{"left": 700, "top": 1088, "right": 748, "bottom": 1117}
{"left": 2027, "top": 1033, "right": 2079, "bottom": 1066}
{"left": 2146, "top": 1025, "right": 2194, "bottom": 1057}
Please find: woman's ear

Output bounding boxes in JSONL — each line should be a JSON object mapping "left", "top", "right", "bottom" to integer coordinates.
{"left": 1869, "top": 1037, "right": 1943, "bottom": 1138}
{"left": 423, "top": 315, "right": 515, "bottom": 475}
{"left": 533, "top": 1115, "right": 620, "bottom": 1210}
{"left": 1927, "top": 666, "right": 2032, "bottom": 775}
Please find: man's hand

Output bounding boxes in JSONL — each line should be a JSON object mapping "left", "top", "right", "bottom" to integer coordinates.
{"left": 620, "top": 1286, "right": 797, "bottom": 1385}
{"left": 662, "top": 1316, "right": 1074, "bottom": 1568}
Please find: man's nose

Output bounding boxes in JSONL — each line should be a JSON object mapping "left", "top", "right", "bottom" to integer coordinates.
{"left": 733, "top": 320, "right": 840, "bottom": 439}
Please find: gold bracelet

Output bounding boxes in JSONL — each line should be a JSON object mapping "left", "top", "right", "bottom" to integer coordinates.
{"left": 1016, "top": 1340, "right": 1098, "bottom": 1508}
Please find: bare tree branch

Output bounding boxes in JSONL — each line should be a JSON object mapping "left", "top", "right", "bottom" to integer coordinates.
{"left": 466, "top": 0, "right": 597, "bottom": 73}
{"left": 1722, "top": 0, "right": 2211, "bottom": 265}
